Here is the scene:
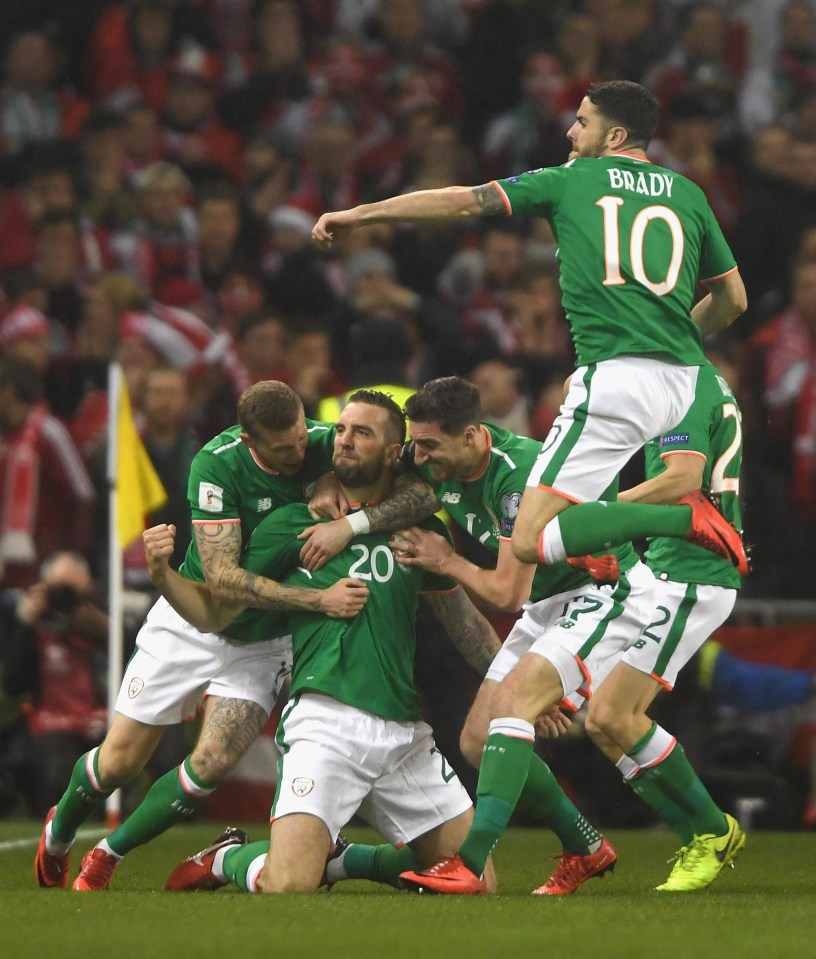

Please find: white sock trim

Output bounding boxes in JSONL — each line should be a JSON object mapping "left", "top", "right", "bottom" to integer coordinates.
{"left": 44, "top": 821, "right": 73, "bottom": 857}
{"left": 629, "top": 724, "right": 676, "bottom": 769}
{"left": 245, "top": 854, "right": 268, "bottom": 893}
{"left": 97, "top": 838, "right": 124, "bottom": 860}
{"left": 488, "top": 717, "right": 535, "bottom": 741}
{"left": 212, "top": 845, "right": 230, "bottom": 883}
{"left": 541, "top": 517, "right": 567, "bottom": 564}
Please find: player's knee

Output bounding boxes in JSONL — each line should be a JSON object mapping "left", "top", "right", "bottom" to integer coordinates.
{"left": 96, "top": 741, "right": 147, "bottom": 785}
{"left": 459, "top": 722, "right": 486, "bottom": 769}
{"left": 586, "top": 696, "right": 626, "bottom": 742}
{"left": 188, "top": 745, "right": 239, "bottom": 784}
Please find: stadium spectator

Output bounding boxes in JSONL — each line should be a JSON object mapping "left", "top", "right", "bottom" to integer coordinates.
{"left": 0, "top": 29, "right": 90, "bottom": 156}
{"left": 1, "top": 551, "right": 107, "bottom": 817}
{"left": 0, "top": 358, "right": 95, "bottom": 590}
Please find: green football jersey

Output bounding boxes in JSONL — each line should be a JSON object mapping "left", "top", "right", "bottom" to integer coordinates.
{"left": 644, "top": 360, "right": 742, "bottom": 588}
{"left": 243, "top": 504, "right": 456, "bottom": 721}
{"left": 495, "top": 156, "right": 737, "bottom": 366}
{"left": 179, "top": 419, "right": 335, "bottom": 584}
{"left": 410, "top": 423, "right": 638, "bottom": 601}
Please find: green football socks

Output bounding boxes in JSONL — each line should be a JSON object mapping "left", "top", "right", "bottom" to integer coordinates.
{"left": 106, "top": 757, "right": 217, "bottom": 856}
{"left": 51, "top": 748, "right": 112, "bottom": 844}
{"left": 628, "top": 723, "right": 727, "bottom": 840}
{"left": 458, "top": 720, "right": 535, "bottom": 877}
{"left": 557, "top": 502, "right": 691, "bottom": 556}
{"left": 517, "top": 753, "right": 602, "bottom": 855}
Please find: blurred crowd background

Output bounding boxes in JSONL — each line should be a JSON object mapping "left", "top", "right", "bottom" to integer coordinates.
{"left": 1, "top": 0, "right": 816, "bottom": 831}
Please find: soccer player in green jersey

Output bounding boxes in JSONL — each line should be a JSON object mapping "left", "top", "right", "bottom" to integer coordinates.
{"left": 151, "top": 391, "right": 502, "bottom": 894}
{"left": 311, "top": 80, "right": 749, "bottom": 573}
{"left": 582, "top": 357, "right": 747, "bottom": 891}
{"left": 35, "top": 381, "right": 437, "bottom": 892}
{"left": 392, "top": 377, "right": 652, "bottom": 894}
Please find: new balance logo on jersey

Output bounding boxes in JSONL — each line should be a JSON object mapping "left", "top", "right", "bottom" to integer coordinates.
{"left": 257, "top": 497, "right": 273, "bottom": 512}
{"left": 440, "top": 492, "right": 461, "bottom": 504}
{"left": 607, "top": 168, "right": 674, "bottom": 198}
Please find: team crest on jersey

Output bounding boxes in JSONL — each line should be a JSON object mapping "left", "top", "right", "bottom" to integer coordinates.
{"left": 128, "top": 677, "right": 144, "bottom": 699}
{"left": 440, "top": 491, "right": 461, "bottom": 504}
{"left": 198, "top": 482, "right": 224, "bottom": 512}
{"left": 661, "top": 433, "right": 690, "bottom": 446}
{"left": 292, "top": 777, "right": 314, "bottom": 797}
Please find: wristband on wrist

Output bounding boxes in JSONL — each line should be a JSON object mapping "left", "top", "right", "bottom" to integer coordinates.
{"left": 346, "top": 511, "right": 371, "bottom": 536}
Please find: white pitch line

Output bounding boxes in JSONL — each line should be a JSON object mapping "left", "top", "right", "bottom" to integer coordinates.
{"left": 0, "top": 827, "right": 107, "bottom": 852}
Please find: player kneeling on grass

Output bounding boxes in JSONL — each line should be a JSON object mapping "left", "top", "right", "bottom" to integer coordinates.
{"left": 152, "top": 392, "right": 502, "bottom": 893}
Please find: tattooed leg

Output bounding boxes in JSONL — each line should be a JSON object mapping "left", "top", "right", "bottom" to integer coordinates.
{"left": 102, "top": 697, "right": 269, "bottom": 858}
{"left": 191, "top": 695, "right": 269, "bottom": 783}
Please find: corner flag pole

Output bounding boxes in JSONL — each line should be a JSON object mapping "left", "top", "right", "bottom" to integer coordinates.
{"left": 105, "top": 362, "right": 124, "bottom": 830}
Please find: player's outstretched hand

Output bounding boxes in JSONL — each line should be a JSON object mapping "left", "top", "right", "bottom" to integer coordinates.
{"left": 388, "top": 527, "right": 452, "bottom": 575}
{"left": 535, "top": 705, "right": 572, "bottom": 739}
{"left": 143, "top": 523, "right": 176, "bottom": 582}
{"left": 311, "top": 209, "right": 360, "bottom": 248}
{"left": 321, "top": 577, "right": 369, "bottom": 618}
{"left": 298, "top": 518, "right": 354, "bottom": 571}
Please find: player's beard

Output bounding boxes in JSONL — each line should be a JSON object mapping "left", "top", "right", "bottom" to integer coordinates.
{"left": 333, "top": 452, "right": 386, "bottom": 487}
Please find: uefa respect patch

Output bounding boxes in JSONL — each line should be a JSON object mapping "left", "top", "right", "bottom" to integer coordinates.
{"left": 661, "top": 433, "right": 690, "bottom": 447}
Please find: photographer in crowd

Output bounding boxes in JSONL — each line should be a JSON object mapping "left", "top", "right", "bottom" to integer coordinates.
{"left": 1, "top": 552, "right": 108, "bottom": 816}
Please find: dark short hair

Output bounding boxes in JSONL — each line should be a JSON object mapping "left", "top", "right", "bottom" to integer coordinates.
{"left": 346, "top": 389, "right": 406, "bottom": 445}
{"left": 237, "top": 380, "right": 302, "bottom": 436}
{"left": 586, "top": 81, "right": 659, "bottom": 149}
{"left": 404, "top": 377, "right": 482, "bottom": 435}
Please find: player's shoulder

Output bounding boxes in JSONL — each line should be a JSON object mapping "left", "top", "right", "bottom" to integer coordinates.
{"left": 484, "top": 422, "right": 542, "bottom": 475}
{"left": 305, "top": 418, "right": 334, "bottom": 436}
{"left": 195, "top": 425, "right": 244, "bottom": 459}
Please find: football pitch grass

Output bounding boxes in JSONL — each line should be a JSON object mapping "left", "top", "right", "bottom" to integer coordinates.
{"left": 3, "top": 822, "right": 814, "bottom": 959}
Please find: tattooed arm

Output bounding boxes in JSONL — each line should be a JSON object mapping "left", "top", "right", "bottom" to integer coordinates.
{"left": 312, "top": 184, "right": 507, "bottom": 247}
{"left": 193, "top": 522, "right": 369, "bottom": 619}
{"left": 420, "top": 586, "right": 503, "bottom": 676}
{"left": 298, "top": 471, "right": 440, "bottom": 571}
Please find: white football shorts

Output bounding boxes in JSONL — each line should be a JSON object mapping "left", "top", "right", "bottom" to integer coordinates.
{"left": 116, "top": 596, "right": 292, "bottom": 724}
{"left": 273, "top": 692, "right": 472, "bottom": 844}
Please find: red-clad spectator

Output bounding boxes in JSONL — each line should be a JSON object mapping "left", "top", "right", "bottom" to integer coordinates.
{"left": 77, "top": 110, "right": 136, "bottom": 232}
{"left": 34, "top": 212, "right": 112, "bottom": 337}
{"left": 644, "top": 2, "right": 743, "bottom": 131}
{"left": 110, "top": 160, "right": 197, "bottom": 291}
{"left": 0, "top": 304, "right": 52, "bottom": 374}
{"left": 437, "top": 223, "right": 527, "bottom": 357}
{"left": 193, "top": 179, "right": 252, "bottom": 294}
{"left": 2, "top": 550, "right": 108, "bottom": 815}
{"left": 773, "top": 0, "right": 816, "bottom": 120}
{"left": 305, "top": 39, "right": 400, "bottom": 195}
{"left": 0, "top": 358, "right": 95, "bottom": 590}
{"left": 160, "top": 49, "right": 244, "bottom": 182}
{"left": 121, "top": 101, "right": 164, "bottom": 183}
{"left": 749, "top": 258, "right": 816, "bottom": 518}
{"left": 285, "top": 115, "right": 360, "bottom": 217}
{"left": 218, "top": 0, "right": 314, "bottom": 140}
{"left": 366, "top": 0, "right": 465, "bottom": 121}
{"left": 0, "top": 30, "right": 90, "bottom": 156}
{"left": 83, "top": 0, "right": 218, "bottom": 112}
{"left": 0, "top": 190, "right": 35, "bottom": 274}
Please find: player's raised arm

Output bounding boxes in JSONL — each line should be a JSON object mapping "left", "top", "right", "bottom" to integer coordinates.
{"left": 311, "top": 184, "right": 507, "bottom": 247}
{"left": 144, "top": 525, "right": 244, "bottom": 632}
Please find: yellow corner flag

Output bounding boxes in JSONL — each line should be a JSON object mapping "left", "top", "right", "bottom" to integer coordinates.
{"left": 115, "top": 374, "right": 167, "bottom": 548}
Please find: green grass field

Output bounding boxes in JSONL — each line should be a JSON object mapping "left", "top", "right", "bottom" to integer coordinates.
{"left": 3, "top": 822, "right": 814, "bottom": 959}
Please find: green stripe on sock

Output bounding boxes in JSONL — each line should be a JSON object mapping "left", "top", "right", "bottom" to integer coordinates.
{"left": 223, "top": 841, "right": 269, "bottom": 892}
